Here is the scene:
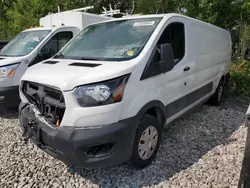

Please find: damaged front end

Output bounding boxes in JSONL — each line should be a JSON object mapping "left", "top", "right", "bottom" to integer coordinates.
{"left": 21, "top": 81, "right": 66, "bottom": 127}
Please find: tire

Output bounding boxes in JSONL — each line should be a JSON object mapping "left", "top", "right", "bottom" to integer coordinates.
{"left": 129, "top": 114, "right": 162, "bottom": 169}
{"left": 208, "top": 80, "right": 224, "bottom": 106}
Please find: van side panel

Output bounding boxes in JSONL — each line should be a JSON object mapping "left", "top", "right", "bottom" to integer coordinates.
{"left": 185, "top": 19, "right": 231, "bottom": 93}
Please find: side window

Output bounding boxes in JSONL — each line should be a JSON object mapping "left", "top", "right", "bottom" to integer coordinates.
{"left": 58, "top": 32, "right": 73, "bottom": 50}
{"left": 29, "top": 31, "right": 73, "bottom": 66}
{"left": 158, "top": 22, "right": 185, "bottom": 62}
{"left": 140, "top": 22, "right": 185, "bottom": 80}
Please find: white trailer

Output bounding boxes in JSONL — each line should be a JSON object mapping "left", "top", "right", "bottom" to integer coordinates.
{"left": 40, "top": 9, "right": 113, "bottom": 30}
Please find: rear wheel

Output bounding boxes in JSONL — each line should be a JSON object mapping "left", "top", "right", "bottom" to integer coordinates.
{"left": 129, "top": 114, "right": 162, "bottom": 169}
{"left": 208, "top": 79, "right": 224, "bottom": 106}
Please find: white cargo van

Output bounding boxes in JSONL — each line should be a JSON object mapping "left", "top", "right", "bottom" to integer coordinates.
{"left": 0, "top": 27, "right": 79, "bottom": 107}
{"left": 19, "top": 14, "right": 232, "bottom": 169}
{"left": 0, "top": 10, "right": 112, "bottom": 108}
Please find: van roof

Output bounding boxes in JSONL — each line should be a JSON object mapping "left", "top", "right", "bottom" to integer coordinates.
{"left": 99, "top": 13, "right": 227, "bottom": 32}
{"left": 22, "top": 26, "right": 79, "bottom": 32}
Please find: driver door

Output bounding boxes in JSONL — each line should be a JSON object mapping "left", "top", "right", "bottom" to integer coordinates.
{"left": 154, "top": 19, "right": 191, "bottom": 123}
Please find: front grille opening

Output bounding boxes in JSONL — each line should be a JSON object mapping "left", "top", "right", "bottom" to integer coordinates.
{"left": 44, "top": 87, "right": 64, "bottom": 102}
{"left": 22, "top": 81, "right": 66, "bottom": 127}
{"left": 85, "top": 143, "right": 115, "bottom": 158}
{"left": 29, "top": 82, "right": 39, "bottom": 90}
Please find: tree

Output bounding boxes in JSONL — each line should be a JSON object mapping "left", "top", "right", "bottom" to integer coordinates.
{"left": 4, "top": 0, "right": 41, "bottom": 38}
{"left": 0, "top": 0, "right": 249, "bottom": 40}
{"left": 134, "top": 0, "right": 180, "bottom": 14}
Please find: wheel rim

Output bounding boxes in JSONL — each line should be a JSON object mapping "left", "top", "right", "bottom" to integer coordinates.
{"left": 138, "top": 126, "right": 158, "bottom": 160}
{"left": 218, "top": 85, "right": 223, "bottom": 102}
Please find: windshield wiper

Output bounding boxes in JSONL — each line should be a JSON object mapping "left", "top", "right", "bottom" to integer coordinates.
{"left": 81, "top": 57, "right": 105, "bottom": 61}
{"left": 55, "top": 56, "right": 106, "bottom": 61}
{"left": 54, "top": 52, "right": 65, "bottom": 59}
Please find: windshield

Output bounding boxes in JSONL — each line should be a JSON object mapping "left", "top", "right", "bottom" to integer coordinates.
{"left": 0, "top": 30, "right": 50, "bottom": 57}
{"left": 58, "top": 18, "right": 162, "bottom": 61}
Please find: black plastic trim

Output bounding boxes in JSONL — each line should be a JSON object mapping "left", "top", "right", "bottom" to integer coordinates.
{"left": 136, "top": 100, "right": 167, "bottom": 125}
{"left": 43, "top": 61, "right": 59, "bottom": 64}
{"left": 140, "top": 46, "right": 162, "bottom": 80}
{"left": 166, "top": 82, "right": 213, "bottom": 118}
{"left": 69, "top": 62, "right": 101, "bottom": 68}
{"left": 166, "top": 95, "right": 210, "bottom": 129}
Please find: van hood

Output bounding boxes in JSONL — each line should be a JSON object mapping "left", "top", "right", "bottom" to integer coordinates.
{"left": 0, "top": 56, "right": 24, "bottom": 66}
{"left": 21, "top": 59, "right": 136, "bottom": 91}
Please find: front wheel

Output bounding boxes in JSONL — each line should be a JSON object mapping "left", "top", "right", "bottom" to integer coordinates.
{"left": 129, "top": 114, "right": 162, "bottom": 169}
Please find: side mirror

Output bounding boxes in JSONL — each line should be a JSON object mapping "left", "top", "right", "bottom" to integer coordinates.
{"left": 244, "top": 47, "right": 250, "bottom": 61}
{"left": 158, "top": 44, "right": 175, "bottom": 73}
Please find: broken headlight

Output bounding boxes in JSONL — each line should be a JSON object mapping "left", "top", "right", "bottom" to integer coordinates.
{"left": 74, "top": 75, "right": 129, "bottom": 107}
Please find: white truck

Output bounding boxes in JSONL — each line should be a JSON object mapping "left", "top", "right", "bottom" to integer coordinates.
{"left": 0, "top": 8, "right": 112, "bottom": 108}
{"left": 19, "top": 14, "right": 232, "bottom": 169}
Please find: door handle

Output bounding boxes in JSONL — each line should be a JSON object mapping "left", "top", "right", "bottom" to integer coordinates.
{"left": 183, "top": 66, "right": 190, "bottom": 71}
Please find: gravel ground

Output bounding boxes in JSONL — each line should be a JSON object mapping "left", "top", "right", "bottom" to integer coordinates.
{"left": 0, "top": 98, "right": 248, "bottom": 188}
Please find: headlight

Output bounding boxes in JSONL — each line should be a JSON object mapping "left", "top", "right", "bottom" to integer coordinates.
{"left": 74, "top": 75, "right": 130, "bottom": 107}
{"left": 0, "top": 63, "right": 19, "bottom": 78}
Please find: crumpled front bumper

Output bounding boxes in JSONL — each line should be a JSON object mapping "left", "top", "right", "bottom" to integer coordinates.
{"left": 19, "top": 102, "right": 137, "bottom": 168}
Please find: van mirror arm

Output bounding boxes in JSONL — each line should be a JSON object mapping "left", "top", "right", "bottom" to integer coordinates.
{"left": 158, "top": 60, "right": 167, "bottom": 73}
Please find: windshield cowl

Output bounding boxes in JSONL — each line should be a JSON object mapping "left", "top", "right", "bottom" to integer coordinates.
{"left": 53, "top": 55, "right": 134, "bottom": 62}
